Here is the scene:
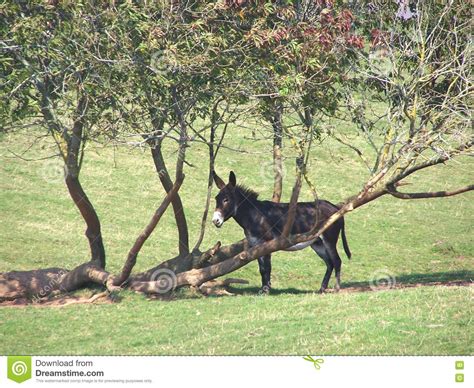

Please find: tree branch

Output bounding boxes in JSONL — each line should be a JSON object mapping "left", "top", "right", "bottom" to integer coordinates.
{"left": 386, "top": 140, "right": 473, "bottom": 187}
{"left": 387, "top": 184, "right": 474, "bottom": 200}
{"left": 113, "top": 175, "right": 185, "bottom": 286}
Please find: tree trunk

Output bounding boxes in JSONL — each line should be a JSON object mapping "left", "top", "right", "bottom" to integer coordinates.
{"left": 147, "top": 90, "right": 190, "bottom": 258}
{"left": 0, "top": 262, "right": 111, "bottom": 302}
{"left": 130, "top": 239, "right": 247, "bottom": 282}
{"left": 65, "top": 96, "right": 105, "bottom": 268}
{"left": 37, "top": 82, "right": 106, "bottom": 268}
{"left": 271, "top": 103, "right": 283, "bottom": 202}
{"left": 150, "top": 145, "right": 189, "bottom": 258}
{"left": 65, "top": 176, "right": 105, "bottom": 268}
{"left": 193, "top": 116, "right": 217, "bottom": 252}
{"left": 113, "top": 177, "right": 184, "bottom": 286}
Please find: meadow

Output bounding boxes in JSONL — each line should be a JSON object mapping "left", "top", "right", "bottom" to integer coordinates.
{"left": 0, "top": 125, "right": 473, "bottom": 355}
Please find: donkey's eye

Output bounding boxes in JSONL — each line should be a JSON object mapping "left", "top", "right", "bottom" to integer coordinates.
{"left": 223, "top": 198, "right": 229, "bottom": 203}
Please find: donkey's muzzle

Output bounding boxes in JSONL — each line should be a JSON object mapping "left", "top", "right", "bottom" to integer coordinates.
{"left": 212, "top": 211, "right": 224, "bottom": 228}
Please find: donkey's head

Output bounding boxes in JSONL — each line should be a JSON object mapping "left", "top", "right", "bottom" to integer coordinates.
{"left": 212, "top": 171, "right": 237, "bottom": 228}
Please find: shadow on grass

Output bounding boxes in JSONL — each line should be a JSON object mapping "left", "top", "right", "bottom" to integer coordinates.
{"left": 229, "top": 270, "right": 474, "bottom": 296}
{"left": 344, "top": 270, "right": 473, "bottom": 288}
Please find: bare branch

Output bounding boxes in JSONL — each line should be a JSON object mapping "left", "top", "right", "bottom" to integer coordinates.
{"left": 387, "top": 184, "right": 474, "bottom": 200}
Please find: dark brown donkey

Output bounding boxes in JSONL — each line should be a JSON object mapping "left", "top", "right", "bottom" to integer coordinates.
{"left": 212, "top": 171, "right": 351, "bottom": 294}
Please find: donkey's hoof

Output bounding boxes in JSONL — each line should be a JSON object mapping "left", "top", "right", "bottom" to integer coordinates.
{"left": 259, "top": 286, "right": 271, "bottom": 295}
{"left": 317, "top": 288, "right": 326, "bottom": 294}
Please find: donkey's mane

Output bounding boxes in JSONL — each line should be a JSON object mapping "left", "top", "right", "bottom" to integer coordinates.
{"left": 235, "top": 184, "right": 259, "bottom": 201}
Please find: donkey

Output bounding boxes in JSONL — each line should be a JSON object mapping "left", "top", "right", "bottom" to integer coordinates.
{"left": 212, "top": 171, "right": 351, "bottom": 294}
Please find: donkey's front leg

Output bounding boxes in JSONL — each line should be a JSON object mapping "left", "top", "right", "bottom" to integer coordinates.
{"left": 257, "top": 254, "right": 272, "bottom": 294}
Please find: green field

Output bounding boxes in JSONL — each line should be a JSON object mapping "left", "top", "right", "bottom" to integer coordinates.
{"left": 0, "top": 127, "right": 473, "bottom": 355}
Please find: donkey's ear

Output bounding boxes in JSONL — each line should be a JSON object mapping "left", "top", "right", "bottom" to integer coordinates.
{"left": 229, "top": 171, "right": 236, "bottom": 187}
{"left": 213, "top": 171, "right": 226, "bottom": 189}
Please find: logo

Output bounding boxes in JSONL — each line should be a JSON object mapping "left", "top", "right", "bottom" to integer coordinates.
{"left": 303, "top": 355, "right": 324, "bottom": 370}
{"left": 455, "top": 360, "right": 464, "bottom": 383}
{"left": 7, "top": 356, "right": 32, "bottom": 383}
{"left": 369, "top": 269, "right": 397, "bottom": 291}
{"left": 150, "top": 268, "right": 177, "bottom": 294}
{"left": 455, "top": 374, "right": 464, "bottom": 383}
{"left": 456, "top": 361, "right": 464, "bottom": 370}
{"left": 39, "top": 159, "right": 67, "bottom": 184}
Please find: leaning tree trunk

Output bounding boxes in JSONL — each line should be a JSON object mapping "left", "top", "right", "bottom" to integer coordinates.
{"left": 143, "top": 69, "right": 191, "bottom": 259}
{"left": 150, "top": 145, "right": 189, "bottom": 258}
{"left": 0, "top": 263, "right": 112, "bottom": 302}
{"left": 113, "top": 177, "right": 184, "bottom": 286}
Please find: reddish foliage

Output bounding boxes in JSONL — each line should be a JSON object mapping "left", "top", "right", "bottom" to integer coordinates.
{"left": 346, "top": 34, "right": 364, "bottom": 49}
{"left": 224, "top": 1, "right": 364, "bottom": 54}
{"left": 224, "top": 0, "right": 248, "bottom": 7}
{"left": 272, "top": 27, "right": 288, "bottom": 43}
{"left": 370, "top": 28, "right": 386, "bottom": 48}
{"left": 336, "top": 9, "right": 353, "bottom": 33}
{"left": 320, "top": 11, "right": 335, "bottom": 26}
{"left": 303, "top": 27, "right": 318, "bottom": 37}
{"left": 315, "top": 0, "right": 334, "bottom": 7}
{"left": 317, "top": 29, "right": 334, "bottom": 49}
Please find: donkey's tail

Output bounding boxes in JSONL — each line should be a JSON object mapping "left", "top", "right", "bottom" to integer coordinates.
{"left": 341, "top": 219, "right": 352, "bottom": 260}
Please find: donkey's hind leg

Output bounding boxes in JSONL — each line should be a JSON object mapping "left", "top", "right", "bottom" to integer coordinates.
{"left": 322, "top": 237, "right": 342, "bottom": 291}
{"left": 311, "top": 240, "right": 333, "bottom": 293}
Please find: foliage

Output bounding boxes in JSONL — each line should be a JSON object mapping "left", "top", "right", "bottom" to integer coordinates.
{"left": 0, "top": 1, "right": 115, "bottom": 149}
{"left": 339, "top": 0, "right": 472, "bottom": 190}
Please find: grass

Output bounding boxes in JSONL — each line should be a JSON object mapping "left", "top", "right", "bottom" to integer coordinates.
{"left": 0, "top": 288, "right": 472, "bottom": 355}
{"left": 0, "top": 125, "right": 473, "bottom": 355}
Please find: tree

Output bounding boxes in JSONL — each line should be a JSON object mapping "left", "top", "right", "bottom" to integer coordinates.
{"left": 135, "top": 0, "right": 473, "bottom": 292}
{"left": 0, "top": 0, "right": 252, "bottom": 300}
{"left": 1, "top": 0, "right": 472, "bottom": 302}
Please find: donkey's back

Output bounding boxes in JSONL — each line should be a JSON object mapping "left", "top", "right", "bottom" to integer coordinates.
{"left": 254, "top": 199, "right": 343, "bottom": 237}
